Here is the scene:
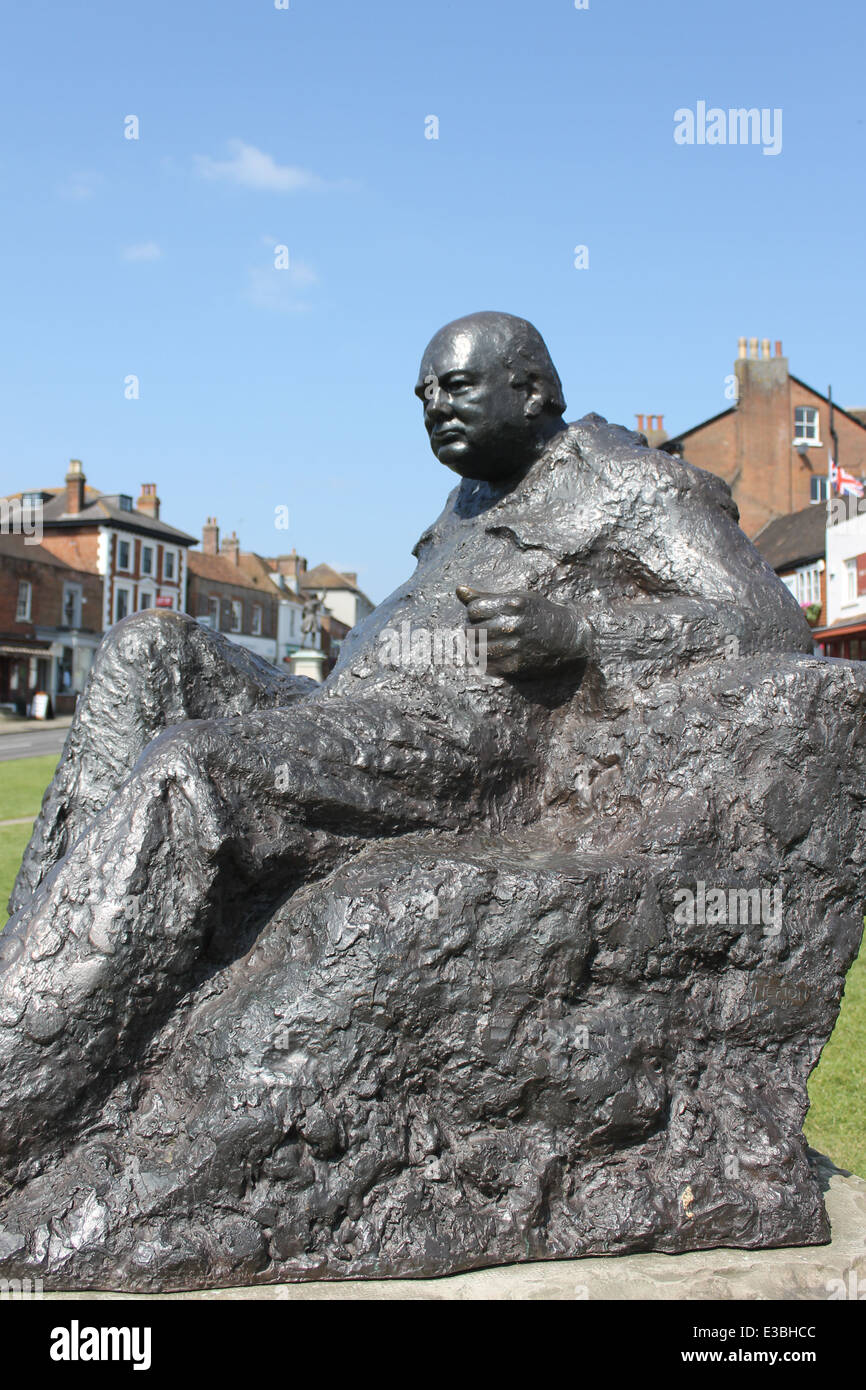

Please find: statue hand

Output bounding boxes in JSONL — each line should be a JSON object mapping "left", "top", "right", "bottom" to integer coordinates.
{"left": 456, "top": 586, "right": 589, "bottom": 677}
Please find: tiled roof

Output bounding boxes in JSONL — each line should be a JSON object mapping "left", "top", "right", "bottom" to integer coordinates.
{"left": 1, "top": 486, "right": 195, "bottom": 543}
{"left": 187, "top": 552, "right": 274, "bottom": 593}
{"left": 238, "top": 552, "right": 304, "bottom": 603}
{"left": 302, "top": 562, "right": 362, "bottom": 592}
{"left": 0, "top": 533, "right": 84, "bottom": 569}
{"left": 752, "top": 505, "right": 826, "bottom": 571}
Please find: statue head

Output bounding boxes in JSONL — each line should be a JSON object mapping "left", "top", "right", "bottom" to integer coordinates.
{"left": 415, "top": 311, "right": 567, "bottom": 483}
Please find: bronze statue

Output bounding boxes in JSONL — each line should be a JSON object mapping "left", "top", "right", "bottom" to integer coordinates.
{"left": 0, "top": 313, "right": 860, "bottom": 1290}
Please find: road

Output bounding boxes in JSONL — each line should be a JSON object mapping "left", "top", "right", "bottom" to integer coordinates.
{"left": 0, "top": 727, "right": 70, "bottom": 763}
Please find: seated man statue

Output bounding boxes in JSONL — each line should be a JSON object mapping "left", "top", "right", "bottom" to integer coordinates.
{"left": 0, "top": 313, "right": 861, "bottom": 1290}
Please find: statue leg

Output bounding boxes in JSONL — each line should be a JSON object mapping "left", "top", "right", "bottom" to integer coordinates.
{"left": 0, "top": 694, "right": 531, "bottom": 1186}
{"left": 8, "top": 609, "right": 314, "bottom": 916}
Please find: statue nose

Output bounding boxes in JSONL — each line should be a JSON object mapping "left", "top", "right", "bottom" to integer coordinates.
{"left": 426, "top": 389, "right": 451, "bottom": 421}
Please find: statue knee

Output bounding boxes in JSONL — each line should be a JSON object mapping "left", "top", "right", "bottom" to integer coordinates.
{"left": 100, "top": 609, "right": 197, "bottom": 667}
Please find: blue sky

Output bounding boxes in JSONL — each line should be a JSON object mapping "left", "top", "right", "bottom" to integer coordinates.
{"left": 1, "top": 0, "right": 863, "bottom": 601}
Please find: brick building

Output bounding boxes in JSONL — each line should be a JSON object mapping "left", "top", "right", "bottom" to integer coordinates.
{"left": 660, "top": 339, "right": 866, "bottom": 537}
{"left": 1, "top": 463, "right": 193, "bottom": 711}
{"left": 0, "top": 533, "right": 103, "bottom": 714}
{"left": 186, "top": 521, "right": 281, "bottom": 664}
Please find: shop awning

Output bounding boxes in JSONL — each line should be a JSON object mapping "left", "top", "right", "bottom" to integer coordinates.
{"left": 0, "top": 643, "right": 52, "bottom": 658}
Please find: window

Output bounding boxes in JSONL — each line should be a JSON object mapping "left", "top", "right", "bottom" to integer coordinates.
{"left": 119, "top": 495, "right": 133, "bottom": 512}
{"left": 810, "top": 476, "right": 829, "bottom": 503}
{"left": 117, "top": 539, "right": 131, "bottom": 571}
{"left": 230, "top": 600, "right": 242, "bottom": 633}
{"left": 142, "top": 546, "right": 153, "bottom": 575}
{"left": 139, "top": 592, "right": 153, "bottom": 610}
{"left": 115, "top": 587, "right": 130, "bottom": 622}
{"left": 62, "top": 583, "right": 82, "bottom": 628}
{"left": 15, "top": 580, "right": 32, "bottom": 622}
{"left": 163, "top": 550, "right": 176, "bottom": 581}
{"left": 251, "top": 604, "right": 262, "bottom": 635}
{"left": 208, "top": 595, "right": 220, "bottom": 630}
{"left": 794, "top": 564, "right": 822, "bottom": 606}
{"left": 57, "top": 647, "right": 73, "bottom": 693}
{"left": 794, "top": 406, "right": 820, "bottom": 444}
{"left": 845, "top": 559, "right": 858, "bottom": 603}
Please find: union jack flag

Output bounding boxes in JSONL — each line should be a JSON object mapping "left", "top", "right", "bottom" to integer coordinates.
{"left": 830, "top": 452, "right": 865, "bottom": 497}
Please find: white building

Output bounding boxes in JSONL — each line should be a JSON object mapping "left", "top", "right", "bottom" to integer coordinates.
{"left": 819, "top": 494, "right": 866, "bottom": 658}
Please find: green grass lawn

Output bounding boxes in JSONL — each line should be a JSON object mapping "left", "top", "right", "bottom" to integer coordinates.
{"left": 0, "top": 754, "right": 57, "bottom": 914}
{"left": 0, "top": 753, "right": 863, "bottom": 1176}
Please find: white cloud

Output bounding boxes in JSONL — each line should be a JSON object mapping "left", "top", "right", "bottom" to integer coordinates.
{"left": 58, "top": 171, "right": 104, "bottom": 200}
{"left": 122, "top": 242, "right": 162, "bottom": 262}
{"left": 245, "top": 260, "right": 319, "bottom": 312}
{"left": 195, "top": 140, "right": 329, "bottom": 192}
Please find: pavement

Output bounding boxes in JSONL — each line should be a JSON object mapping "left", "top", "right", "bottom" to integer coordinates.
{"left": 0, "top": 717, "right": 72, "bottom": 763}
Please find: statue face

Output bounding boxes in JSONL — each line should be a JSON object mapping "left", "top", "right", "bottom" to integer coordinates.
{"left": 415, "top": 322, "right": 549, "bottom": 483}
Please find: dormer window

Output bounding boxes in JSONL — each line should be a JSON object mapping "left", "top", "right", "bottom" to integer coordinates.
{"left": 119, "top": 495, "right": 133, "bottom": 512}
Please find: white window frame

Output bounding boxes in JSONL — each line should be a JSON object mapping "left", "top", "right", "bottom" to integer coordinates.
{"left": 251, "top": 604, "right": 262, "bottom": 636}
{"left": 810, "top": 476, "right": 829, "bottom": 503}
{"left": 163, "top": 549, "right": 176, "bottom": 581}
{"left": 62, "top": 582, "right": 82, "bottom": 628}
{"left": 230, "top": 599, "right": 242, "bottom": 633}
{"left": 16, "top": 580, "right": 32, "bottom": 622}
{"left": 794, "top": 564, "right": 822, "bottom": 606}
{"left": 141, "top": 545, "right": 154, "bottom": 576}
{"left": 794, "top": 405, "right": 821, "bottom": 445}
{"left": 845, "top": 558, "right": 858, "bottom": 604}
{"left": 114, "top": 585, "right": 131, "bottom": 622}
{"left": 139, "top": 591, "right": 153, "bottom": 610}
{"left": 208, "top": 595, "right": 220, "bottom": 630}
{"left": 117, "top": 538, "right": 132, "bottom": 572}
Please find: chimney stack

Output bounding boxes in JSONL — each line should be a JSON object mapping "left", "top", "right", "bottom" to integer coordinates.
{"left": 137, "top": 482, "right": 160, "bottom": 521}
{"left": 274, "top": 549, "right": 307, "bottom": 592}
{"left": 65, "top": 459, "right": 86, "bottom": 515}
{"left": 222, "top": 531, "right": 240, "bottom": 565}
{"left": 202, "top": 517, "right": 219, "bottom": 555}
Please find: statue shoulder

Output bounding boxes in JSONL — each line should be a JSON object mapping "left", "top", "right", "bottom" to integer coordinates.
{"left": 411, "top": 482, "right": 461, "bottom": 559}
{"left": 566, "top": 414, "right": 739, "bottom": 524}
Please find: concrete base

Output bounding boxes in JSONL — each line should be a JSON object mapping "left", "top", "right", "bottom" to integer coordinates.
{"left": 44, "top": 1154, "right": 866, "bottom": 1301}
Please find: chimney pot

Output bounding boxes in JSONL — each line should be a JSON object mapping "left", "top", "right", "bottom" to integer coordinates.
{"left": 775, "top": 340, "right": 783, "bottom": 357}
{"left": 636, "top": 414, "right": 645, "bottom": 431}
{"left": 738, "top": 337, "right": 747, "bottom": 359}
{"left": 761, "top": 338, "right": 771, "bottom": 360}
{"left": 749, "top": 337, "right": 758, "bottom": 360}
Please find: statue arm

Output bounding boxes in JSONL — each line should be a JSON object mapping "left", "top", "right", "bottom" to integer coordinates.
{"left": 580, "top": 475, "right": 814, "bottom": 674}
